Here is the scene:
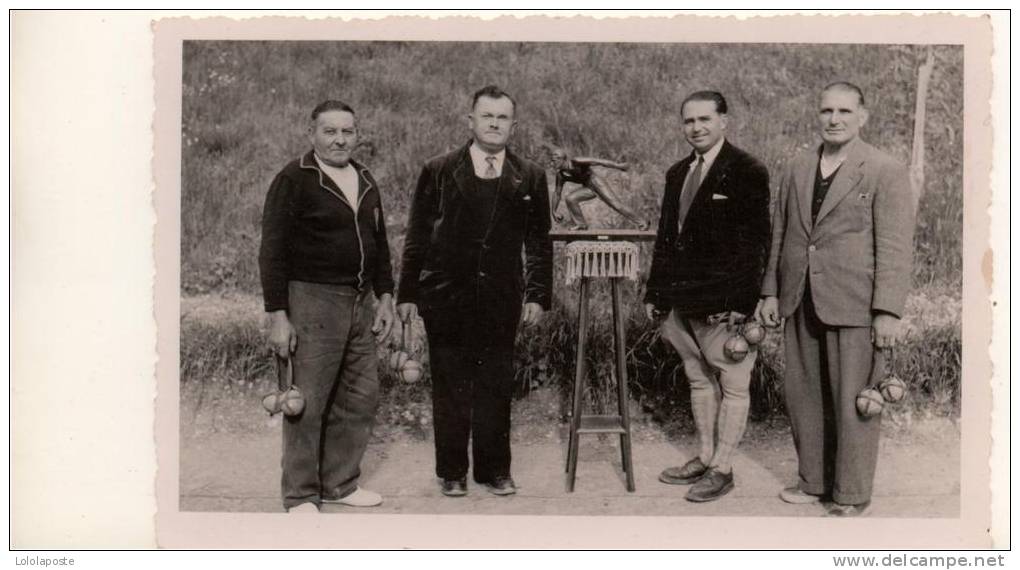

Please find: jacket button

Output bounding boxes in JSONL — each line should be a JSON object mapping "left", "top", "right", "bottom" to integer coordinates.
{"left": 478, "top": 271, "right": 487, "bottom": 278}
{"left": 808, "top": 245, "right": 817, "bottom": 252}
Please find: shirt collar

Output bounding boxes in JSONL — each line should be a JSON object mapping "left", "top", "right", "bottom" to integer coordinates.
{"left": 691, "top": 137, "right": 725, "bottom": 171}
{"left": 469, "top": 142, "right": 506, "bottom": 172}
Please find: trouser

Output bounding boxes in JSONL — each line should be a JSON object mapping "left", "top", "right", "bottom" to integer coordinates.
{"left": 423, "top": 308, "right": 517, "bottom": 483}
{"left": 281, "top": 281, "right": 380, "bottom": 509}
{"left": 660, "top": 310, "right": 756, "bottom": 472}
{"left": 784, "top": 287, "right": 882, "bottom": 505}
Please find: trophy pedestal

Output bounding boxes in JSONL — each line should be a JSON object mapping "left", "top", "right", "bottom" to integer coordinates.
{"left": 556, "top": 230, "right": 654, "bottom": 492}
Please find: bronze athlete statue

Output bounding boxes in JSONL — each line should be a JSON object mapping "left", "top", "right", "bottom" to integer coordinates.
{"left": 547, "top": 145, "right": 649, "bottom": 231}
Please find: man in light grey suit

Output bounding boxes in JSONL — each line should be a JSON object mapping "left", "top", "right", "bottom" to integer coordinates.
{"left": 757, "top": 82, "right": 915, "bottom": 517}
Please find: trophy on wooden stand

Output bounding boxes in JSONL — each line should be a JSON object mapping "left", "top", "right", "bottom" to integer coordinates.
{"left": 552, "top": 223, "right": 656, "bottom": 492}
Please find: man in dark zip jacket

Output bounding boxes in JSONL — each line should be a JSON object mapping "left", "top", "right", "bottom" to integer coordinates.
{"left": 259, "top": 100, "right": 395, "bottom": 513}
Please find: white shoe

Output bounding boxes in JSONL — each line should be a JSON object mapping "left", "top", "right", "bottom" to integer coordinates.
{"left": 323, "top": 487, "right": 383, "bottom": 507}
{"left": 287, "top": 502, "right": 320, "bottom": 514}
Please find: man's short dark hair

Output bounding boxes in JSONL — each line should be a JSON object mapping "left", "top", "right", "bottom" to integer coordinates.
{"left": 681, "top": 91, "right": 728, "bottom": 116}
{"left": 311, "top": 100, "right": 356, "bottom": 121}
{"left": 472, "top": 85, "right": 517, "bottom": 113}
{"left": 822, "top": 81, "right": 866, "bottom": 107}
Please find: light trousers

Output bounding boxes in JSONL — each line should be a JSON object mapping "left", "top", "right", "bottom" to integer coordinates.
{"left": 660, "top": 311, "right": 756, "bottom": 472}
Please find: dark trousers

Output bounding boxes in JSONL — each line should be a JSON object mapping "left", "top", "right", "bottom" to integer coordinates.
{"left": 423, "top": 309, "right": 517, "bottom": 483}
{"left": 281, "top": 281, "right": 380, "bottom": 509}
{"left": 783, "top": 287, "right": 883, "bottom": 505}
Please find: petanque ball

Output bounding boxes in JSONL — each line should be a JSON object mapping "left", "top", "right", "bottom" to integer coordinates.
{"left": 261, "top": 392, "right": 282, "bottom": 415}
{"left": 878, "top": 375, "right": 907, "bottom": 404}
{"left": 280, "top": 387, "right": 306, "bottom": 416}
{"left": 741, "top": 321, "right": 766, "bottom": 345}
{"left": 723, "top": 334, "right": 750, "bottom": 362}
{"left": 401, "top": 359, "right": 423, "bottom": 383}
{"left": 389, "top": 350, "right": 410, "bottom": 372}
{"left": 855, "top": 387, "right": 885, "bottom": 418}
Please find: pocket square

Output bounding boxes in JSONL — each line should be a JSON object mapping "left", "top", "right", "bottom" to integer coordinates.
{"left": 712, "top": 194, "right": 728, "bottom": 200}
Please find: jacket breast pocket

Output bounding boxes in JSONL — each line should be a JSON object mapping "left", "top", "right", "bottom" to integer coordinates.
{"left": 518, "top": 193, "right": 532, "bottom": 232}
{"left": 706, "top": 198, "right": 732, "bottom": 236}
{"left": 850, "top": 191, "right": 874, "bottom": 231}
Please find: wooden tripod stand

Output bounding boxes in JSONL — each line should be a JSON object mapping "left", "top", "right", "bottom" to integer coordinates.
{"left": 552, "top": 229, "right": 655, "bottom": 492}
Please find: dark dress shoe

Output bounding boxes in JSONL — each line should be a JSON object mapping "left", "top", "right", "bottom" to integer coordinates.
{"left": 685, "top": 467, "right": 735, "bottom": 502}
{"left": 659, "top": 457, "right": 708, "bottom": 485}
{"left": 440, "top": 478, "right": 468, "bottom": 497}
{"left": 483, "top": 476, "right": 517, "bottom": 496}
{"left": 827, "top": 501, "right": 871, "bottom": 517}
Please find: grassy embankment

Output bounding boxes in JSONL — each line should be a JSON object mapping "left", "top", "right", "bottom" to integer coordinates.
{"left": 180, "top": 42, "right": 963, "bottom": 436}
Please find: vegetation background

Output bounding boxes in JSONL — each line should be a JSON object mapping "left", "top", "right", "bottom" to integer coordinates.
{"left": 179, "top": 41, "right": 962, "bottom": 438}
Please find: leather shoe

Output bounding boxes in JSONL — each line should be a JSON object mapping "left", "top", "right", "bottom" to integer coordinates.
{"left": 659, "top": 457, "right": 708, "bottom": 485}
{"left": 440, "top": 478, "right": 468, "bottom": 497}
{"left": 827, "top": 501, "right": 871, "bottom": 517}
{"left": 779, "top": 486, "right": 824, "bottom": 504}
{"left": 483, "top": 476, "right": 517, "bottom": 496}
{"left": 685, "top": 467, "right": 734, "bottom": 502}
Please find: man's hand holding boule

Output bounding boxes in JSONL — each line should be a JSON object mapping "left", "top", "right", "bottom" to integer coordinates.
{"left": 871, "top": 313, "right": 901, "bottom": 349}
{"left": 268, "top": 310, "right": 297, "bottom": 358}
{"left": 397, "top": 302, "right": 419, "bottom": 324}
{"left": 522, "top": 302, "right": 544, "bottom": 326}
{"left": 755, "top": 296, "right": 780, "bottom": 328}
{"left": 644, "top": 303, "right": 667, "bottom": 322}
{"left": 372, "top": 293, "right": 396, "bottom": 344}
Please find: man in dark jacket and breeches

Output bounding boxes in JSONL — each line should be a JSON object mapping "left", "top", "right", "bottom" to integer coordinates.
{"left": 644, "top": 91, "right": 770, "bottom": 502}
{"left": 396, "top": 85, "right": 553, "bottom": 498}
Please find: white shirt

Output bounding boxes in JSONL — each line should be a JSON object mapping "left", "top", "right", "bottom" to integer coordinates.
{"left": 686, "top": 136, "right": 725, "bottom": 187}
{"left": 315, "top": 154, "right": 361, "bottom": 208}
{"left": 469, "top": 142, "right": 506, "bottom": 178}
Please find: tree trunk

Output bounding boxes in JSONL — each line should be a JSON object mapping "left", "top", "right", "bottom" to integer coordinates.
{"left": 910, "top": 46, "right": 936, "bottom": 209}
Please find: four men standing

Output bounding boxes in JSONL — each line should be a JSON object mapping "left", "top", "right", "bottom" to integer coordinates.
{"left": 258, "top": 82, "right": 913, "bottom": 515}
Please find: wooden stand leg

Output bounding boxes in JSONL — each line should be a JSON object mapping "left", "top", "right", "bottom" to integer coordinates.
{"left": 566, "top": 278, "right": 590, "bottom": 491}
{"left": 611, "top": 278, "right": 636, "bottom": 492}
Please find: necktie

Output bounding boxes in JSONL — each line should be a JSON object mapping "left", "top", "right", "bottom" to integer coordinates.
{"left": 484, "top": 156, "right": 498, "bottom": 179}
{"left": 677, "top": 156, "right": 704, "bottom": 233}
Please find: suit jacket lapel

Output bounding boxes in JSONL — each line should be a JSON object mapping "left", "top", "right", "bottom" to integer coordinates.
{"left": 450, "top": 143, "right": 473, "bottom": 202}
{"left": 696, "top": 141, "right": 732, "bottom": 197}
{"left": 815, "top": 138, "right": 866, "bottom": 225}
{"left": 796, "top": 151, "right": 816, "bottom": 233}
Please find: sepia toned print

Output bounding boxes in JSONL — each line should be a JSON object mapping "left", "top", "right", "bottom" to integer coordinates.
{"left": 154, "top": 14, "right": 994, "bottom": 549}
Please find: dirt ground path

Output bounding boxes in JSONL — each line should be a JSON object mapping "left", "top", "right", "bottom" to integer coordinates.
{"left": 180, "top": 395, "right": 960, "bottom": 518}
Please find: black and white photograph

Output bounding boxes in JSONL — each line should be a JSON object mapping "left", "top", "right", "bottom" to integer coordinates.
{"left": 158, "top": 12, "right": 995, "bottom": 545}
{"left": 12, "top": 10, "right": 1003, "bottom": 552}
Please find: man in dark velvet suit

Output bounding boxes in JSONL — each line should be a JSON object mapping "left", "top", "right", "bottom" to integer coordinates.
{"left": 644, "top": 91, "right": 771, "bottom": 502}
{"left": 396, "top": 85, "right": 553, "bottom": 497}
